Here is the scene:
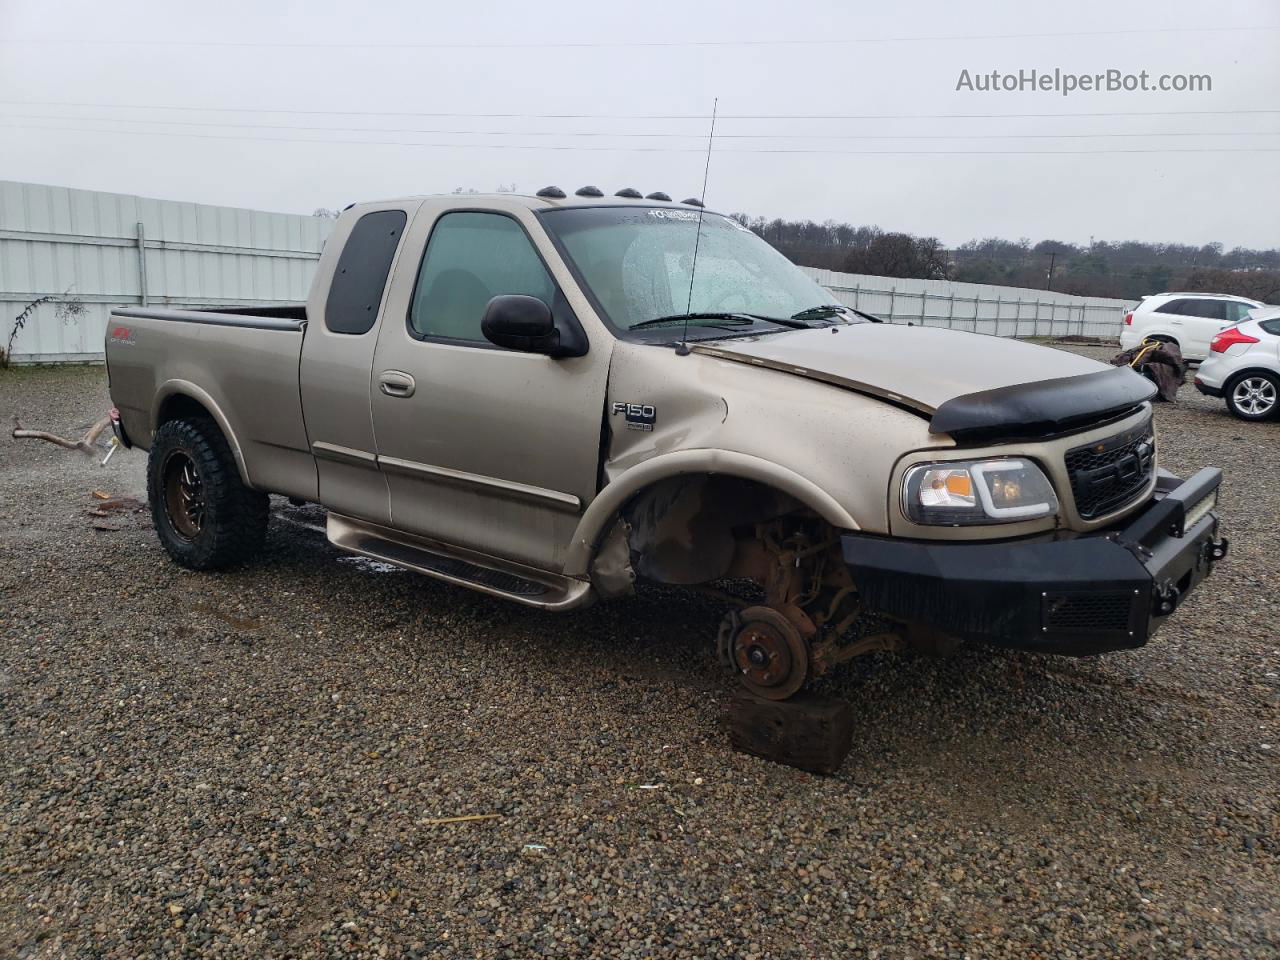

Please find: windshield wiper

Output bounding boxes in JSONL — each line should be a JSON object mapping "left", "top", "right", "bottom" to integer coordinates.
{"left": 630, "top": 312, "right": 808, "bottom": 332}
{"left": 630, "top": 312, "right": 752, "bottom": 330}
{"left": 790, "top": 304, "right": 849, "bottom": 323}
{"left": 790, "top": 304, "right": 884, "bottom": 324}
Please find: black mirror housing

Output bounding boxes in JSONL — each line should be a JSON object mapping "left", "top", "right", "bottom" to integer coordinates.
{"left": 481, "top": 294, "right": 588, "bottom": 357}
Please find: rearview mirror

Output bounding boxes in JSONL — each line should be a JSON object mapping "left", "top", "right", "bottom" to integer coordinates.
{"left": 481, "top": 295, "right": 587, "bottom": 357}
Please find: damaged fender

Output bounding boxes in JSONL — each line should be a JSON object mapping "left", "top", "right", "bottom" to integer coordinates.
{"left": 564, "top": 449, "right": 859, "bottom": 580}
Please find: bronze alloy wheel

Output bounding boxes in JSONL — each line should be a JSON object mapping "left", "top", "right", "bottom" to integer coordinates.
{"left": 162, "top": 451, "right": 205, "bottom": 540}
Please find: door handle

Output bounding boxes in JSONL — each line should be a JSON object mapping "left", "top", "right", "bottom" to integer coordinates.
{"left": 1170, "top": 319, "right": 1183, "bottom": 325}
{"left": 378, "top": 370, "right": 416, "bottom": 398}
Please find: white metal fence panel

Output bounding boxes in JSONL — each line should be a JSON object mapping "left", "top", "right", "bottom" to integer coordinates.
{"left": 3, "top": 180, "right": 1134, "bottom": 363}
{"left": 800, "top": 267, "right": 1133, "bottom": 340}
{"left": 1, "top": 180, "right": 333, "bottom": 362}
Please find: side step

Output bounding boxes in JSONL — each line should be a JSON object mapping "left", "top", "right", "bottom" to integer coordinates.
{"left": 326, "top": 513, "right": 593, "bottom": 611}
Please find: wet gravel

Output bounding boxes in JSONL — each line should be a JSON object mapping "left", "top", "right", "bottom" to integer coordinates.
{"left": 1, "top": 349, "right": 1277, "bottom": 959}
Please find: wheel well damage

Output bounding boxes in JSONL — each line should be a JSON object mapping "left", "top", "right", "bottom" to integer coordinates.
{"left": 589, "top": 474, "right": 807, "bottom": 597}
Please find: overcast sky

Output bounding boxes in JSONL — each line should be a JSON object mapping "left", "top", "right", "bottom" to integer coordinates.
{"left": 1, "top": 0, "right": 1277, "bottom": 248}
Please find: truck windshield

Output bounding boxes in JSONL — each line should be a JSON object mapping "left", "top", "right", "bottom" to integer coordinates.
{"left": 539, "top": 207, "right": 844, "bottom": 338}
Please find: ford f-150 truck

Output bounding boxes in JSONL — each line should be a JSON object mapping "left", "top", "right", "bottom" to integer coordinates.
{"left": 105, "top": 188, "right": 1227, "bottom": 701}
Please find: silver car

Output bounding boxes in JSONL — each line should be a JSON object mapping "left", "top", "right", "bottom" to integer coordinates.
{"left": 1195, "top": 305, "right": 1280, "bottom": 421}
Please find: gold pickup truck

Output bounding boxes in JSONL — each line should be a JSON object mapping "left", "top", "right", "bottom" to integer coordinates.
{"left": 105, "top": 189, "right": 1227, "bottom": 700}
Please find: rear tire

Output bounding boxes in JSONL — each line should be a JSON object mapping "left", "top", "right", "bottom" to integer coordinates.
{"left": 1224, "top": 372, "right": 1280, "bottom": 422}
{"left": 147, "top": 417, "right": 269, "bottom": 569}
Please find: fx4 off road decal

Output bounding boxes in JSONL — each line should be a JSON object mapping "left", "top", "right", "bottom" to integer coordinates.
{"left": 611, "top": 402, "right": 656, "bottom": 432}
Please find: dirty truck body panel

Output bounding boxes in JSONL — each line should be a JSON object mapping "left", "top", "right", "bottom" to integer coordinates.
{"left": 107, "top": 308, "right": 316, "bottom": 502}
{"left": 106, "top": 192, "right": 1225, "bottom": 693}
{"left": 361, "top": 197, "right": 612, "bottom": 571}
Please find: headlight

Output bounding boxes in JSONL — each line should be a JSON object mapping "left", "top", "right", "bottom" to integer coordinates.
{"left": 902, "top": 458, "right": 1058, "bottom": 526}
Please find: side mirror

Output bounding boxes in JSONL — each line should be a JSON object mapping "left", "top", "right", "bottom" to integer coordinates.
{"left": 481, "top": 294, "right": 587, "bottom": 357}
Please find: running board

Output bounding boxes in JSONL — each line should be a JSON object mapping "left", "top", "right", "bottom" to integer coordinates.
{"left": 326, "top": 513, "right": 593, "bottom": 611}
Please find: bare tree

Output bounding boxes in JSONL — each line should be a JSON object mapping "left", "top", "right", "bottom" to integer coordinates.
{"left": 2, "top": 291, "right": 87, "bottom": 369}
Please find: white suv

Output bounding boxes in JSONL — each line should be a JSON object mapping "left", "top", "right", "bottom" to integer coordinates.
{"left": 1119, "top": 292, "right": 1264, "bottom": 361}
{"left": 1195, "top": 305, "right": 1280, "bottom": 421}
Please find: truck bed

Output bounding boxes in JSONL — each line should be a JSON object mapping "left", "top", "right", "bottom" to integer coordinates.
{"left": 105, "top": 305, "right": 317, "bottom": 502}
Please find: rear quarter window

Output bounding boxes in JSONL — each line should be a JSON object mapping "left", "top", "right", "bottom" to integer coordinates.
{"left": 1224, "top": 301, "right": 1257, "bottom": 323}
{"left": 325, "top": 210, "right": 408, "bottom": 335}
{"left": 1260, "top": 318, "right": 1280, "bottom": 336}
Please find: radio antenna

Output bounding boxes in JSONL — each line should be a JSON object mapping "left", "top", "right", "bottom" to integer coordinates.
{"left": 675, "top": 97, "right": 718, "bottom": 357}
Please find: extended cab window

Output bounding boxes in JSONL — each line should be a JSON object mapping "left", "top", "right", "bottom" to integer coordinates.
{"left": 409, "top": 212, "right": 556, "bottom": 342}
{"left": 325, "top": 210, "right": 407, "bottom": 335}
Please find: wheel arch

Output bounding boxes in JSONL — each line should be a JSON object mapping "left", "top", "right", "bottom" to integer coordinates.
{"left": 564, "top": 449, "right": 859, "bottom": 580}
{"left": 151, "top": 380, "right": 251, "bottom": 486}
{"left": 1223, "top": 366, "right": 1280, "bottom": 389}
{"left": 1223, "top": 366, "right": 1280, "bottom": 415}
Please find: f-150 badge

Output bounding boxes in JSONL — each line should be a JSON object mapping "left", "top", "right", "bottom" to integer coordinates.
{"left": 612, "top": 402, "right": 656, "bottom": 432}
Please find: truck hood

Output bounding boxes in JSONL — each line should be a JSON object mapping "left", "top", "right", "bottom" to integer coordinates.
{"left": 693, "top": 324, "right": 1155, "bottom": 441}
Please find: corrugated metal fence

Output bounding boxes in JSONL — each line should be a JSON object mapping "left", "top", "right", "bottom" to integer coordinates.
{"left": 800, "top": 267, "right": 1132, "bottom": 339}
{"left": 2, "top": 180, "right": 1132, "bottom": 363}
{"left": 1, "top": 180, "right": 332, "bottom": 362}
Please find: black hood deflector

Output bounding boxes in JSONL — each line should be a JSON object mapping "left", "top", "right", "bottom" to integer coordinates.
{"left": 930, "top": 366, "right": 1157, "bottom": 443}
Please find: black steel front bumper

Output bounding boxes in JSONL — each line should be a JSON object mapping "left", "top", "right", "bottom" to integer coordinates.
{"left": 842, "top": 468, "right": 1227, "bottom": 656}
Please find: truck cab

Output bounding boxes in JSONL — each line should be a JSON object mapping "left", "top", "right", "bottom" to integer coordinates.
{"left": 106, "top": 190, "right": 1227, "bottom": 701}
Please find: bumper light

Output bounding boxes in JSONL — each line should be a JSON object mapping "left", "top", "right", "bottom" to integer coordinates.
{"left": 1184, "top": 489, "right": 1217, "bottom": 530}
{"left": 903, "top": 458, "right": 1058, "bottom": 525}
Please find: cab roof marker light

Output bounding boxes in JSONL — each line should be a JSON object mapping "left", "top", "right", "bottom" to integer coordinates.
{"left": 535, "top": 186, "right": 566, "bottom": 199}
{"left": 645, "top": 191, "right": 672, "bottom": 201}
{"left": 615, "top": 187, "right": 643, "bottom": 198}
{"left": 574, "top": 185, "right": 604, "bottom": 198}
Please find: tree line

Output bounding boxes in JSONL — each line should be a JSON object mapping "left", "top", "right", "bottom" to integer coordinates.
{"left": 728, "top": 214, "right": 1280, "bottom": 303}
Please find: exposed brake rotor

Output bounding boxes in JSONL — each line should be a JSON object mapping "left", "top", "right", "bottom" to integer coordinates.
{"left": 718, "top": 605, "right": 810, "bottom": 701}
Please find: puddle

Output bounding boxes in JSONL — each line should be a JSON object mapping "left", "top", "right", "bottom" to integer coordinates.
{"left": 337, "top": 556, "right": 403, "bottom": 575}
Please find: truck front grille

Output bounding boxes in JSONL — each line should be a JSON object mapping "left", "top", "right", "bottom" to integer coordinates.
{"left": 1065, "top": 421, "right": 1155, "bottom": 520}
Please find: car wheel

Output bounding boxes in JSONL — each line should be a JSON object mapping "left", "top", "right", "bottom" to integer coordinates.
{"left": 147, "top": 417, "right": 270, "bottom": 569}
{"left": 1224, "top": 372, "right": 1280, "bottom": 422}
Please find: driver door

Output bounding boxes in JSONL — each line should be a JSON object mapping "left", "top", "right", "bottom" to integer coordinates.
{"left": 370, "top": 204, "right": 610, "bottom": 572}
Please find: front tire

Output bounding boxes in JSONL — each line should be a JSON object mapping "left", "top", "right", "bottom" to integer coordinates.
{"left": 1224, "top": 372, "right": 1280, "bottom": 422}
{"left": 147, "top": 417, "right": 269, "bottom": 569}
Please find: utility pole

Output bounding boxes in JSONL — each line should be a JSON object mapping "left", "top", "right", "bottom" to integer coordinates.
{"left": 1045, "top": 251, "right": 1056, "bottom": 291}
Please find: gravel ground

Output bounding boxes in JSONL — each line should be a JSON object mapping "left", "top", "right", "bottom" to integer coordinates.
{"left": 1, "top": 348, "right": 1277, "bottom": 959}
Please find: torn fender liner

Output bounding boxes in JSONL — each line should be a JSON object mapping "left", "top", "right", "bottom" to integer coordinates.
{"left": 930, "top": 366, "right": 1156, "bottom": 443}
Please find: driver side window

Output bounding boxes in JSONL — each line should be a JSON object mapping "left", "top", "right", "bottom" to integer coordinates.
{"left": 409, "top": 212, "right": 557, "bottom": 342}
